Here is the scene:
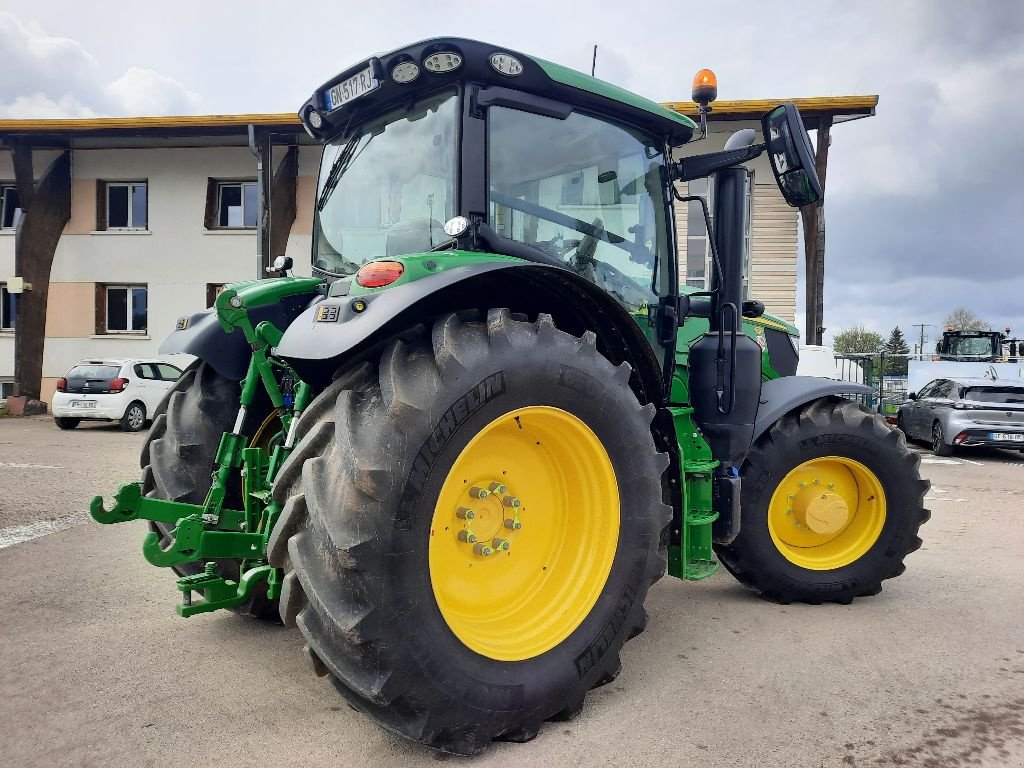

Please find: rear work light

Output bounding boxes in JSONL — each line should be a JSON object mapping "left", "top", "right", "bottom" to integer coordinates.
{"left": 356, "top": 261, "right": 404, "bottom": 288}
{"left": 56, "top": 377, "right": 67, "bottom": 392}
{"left": 110, "top": 378, "right": 129, "bottom": 393}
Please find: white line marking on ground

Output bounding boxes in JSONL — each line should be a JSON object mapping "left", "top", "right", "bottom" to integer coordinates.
{"left": 920, "top": 457, "right": 963, "bottom": 465}
{"left": 0, "top": 461, "right": 66, "bottom": 469}
{"left": 0, "top": 512, "right": 90, "bottom": 550}
{"left": 923, "top": 496, "right": 968, "bottom": 503}
{"left": 957, "top": 456, "right": 984, "bottom": 466}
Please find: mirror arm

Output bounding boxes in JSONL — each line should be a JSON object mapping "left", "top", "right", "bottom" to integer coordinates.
{"left": 671, "top": 143, "right": 765, "bottom": 183}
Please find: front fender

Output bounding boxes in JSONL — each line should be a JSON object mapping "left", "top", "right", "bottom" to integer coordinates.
{"left": 160, "top": 292, "right": 316, "bottom": 380}
{"left": 753, "top": 376, "right": 875, "bottom": 440}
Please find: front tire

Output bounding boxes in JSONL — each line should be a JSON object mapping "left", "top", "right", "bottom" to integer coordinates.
{"left": 268, "top": 310, "right": 670, "bottom": 754}
{"left": 715, "top": 398, "right": 930, "bottom": 605}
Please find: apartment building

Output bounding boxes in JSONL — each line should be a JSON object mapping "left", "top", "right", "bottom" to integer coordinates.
{"left": 0, "top": 96, "right": 875, "bottom": 404}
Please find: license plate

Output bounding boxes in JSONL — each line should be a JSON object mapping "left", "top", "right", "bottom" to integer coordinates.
{"left": 72, "top": 400, "right": 96, "bottom": 409}
{"left": 324, "top": 66, "right": 378, "bottom": 112}
{"left": 990, "top": 432, "right": 1024, "bottom": 442}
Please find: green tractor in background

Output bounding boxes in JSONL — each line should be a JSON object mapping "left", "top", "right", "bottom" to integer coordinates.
{"left": 92, "top": 39, "right": 928, "bottom": 754}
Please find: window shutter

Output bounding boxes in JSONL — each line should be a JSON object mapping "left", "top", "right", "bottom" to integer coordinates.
{"left": 94, "top": 283, "right": 106, "bottom": 334}
{"left": 96, "top": 181, "right": 107, "bottom": 231}
{"left": 204, "top": 178, "right": 217, "bottom": 229}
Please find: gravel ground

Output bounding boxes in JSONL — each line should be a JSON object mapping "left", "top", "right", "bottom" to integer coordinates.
{"left": 0, "top": 415, "right": 1022, "bottom": 767}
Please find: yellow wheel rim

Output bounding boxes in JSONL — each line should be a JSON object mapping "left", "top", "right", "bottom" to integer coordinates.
{"left": 767, "top": 456, "right": 886, "bottom": 571}
{"left": 428, "top": 406, "right": 619, "bottom": 661}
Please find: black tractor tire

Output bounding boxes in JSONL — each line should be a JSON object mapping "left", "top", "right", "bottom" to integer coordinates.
{"left": 54, "top": 417, "right": 80, "bottom": 430}
{"left": 120, "top": 400, "right": 147, "bottom": 432}
{"left": 931, "top": 420, "right": 953, "bottom": 456}
{"left": 714, "top": 397, "right": 930, "bottom": 605}
{"left": 140, "top": 361, "right": 279, "bottom": 620}
{"left": 268, "top": 310, "right": 670, "bottom": 754}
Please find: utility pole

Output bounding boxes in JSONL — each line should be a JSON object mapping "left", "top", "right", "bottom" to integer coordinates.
{"left": 911, "top": 323, "right": 932, "bottom": 357}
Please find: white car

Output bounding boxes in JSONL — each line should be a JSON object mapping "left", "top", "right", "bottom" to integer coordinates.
{"left": 51, "top": 358, "right": 184, "bottom": 432}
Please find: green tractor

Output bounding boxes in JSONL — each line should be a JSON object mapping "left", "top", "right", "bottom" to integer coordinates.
{"left": 92, "top": 39, "right": 928, "bottom": 754}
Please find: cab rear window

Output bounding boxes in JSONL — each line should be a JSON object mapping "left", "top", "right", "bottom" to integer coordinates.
{"left": 67, "top": 364, "right": 120, "bottom": 379}
{"left": 962, "top": 387, "right": 1024, "bottom": 404}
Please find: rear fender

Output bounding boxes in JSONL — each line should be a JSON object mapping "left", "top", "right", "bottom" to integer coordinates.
{"left": 275, "top": 261, "right": 667, "bottom": 405}
{"left": 753, "top": 376, "right": 876, "bottom": 440}
{"left": 160, "top": 293, "right": 315, "bottom": 381}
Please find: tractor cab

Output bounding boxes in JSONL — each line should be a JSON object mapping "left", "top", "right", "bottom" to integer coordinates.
{"left": 302, "top": 38, "right": 694, "bottom": 328}
{"left": 937, "top": 328, "right": 1005, "bottom": 361}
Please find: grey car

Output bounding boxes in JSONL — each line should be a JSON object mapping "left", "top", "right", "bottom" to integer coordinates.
{"left": 897, "top": 377, "right": 1024, "bottom": 455}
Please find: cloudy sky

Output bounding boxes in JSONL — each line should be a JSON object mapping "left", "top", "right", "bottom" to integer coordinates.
{"left": 2, "top": 1, "right": 1021, "bottom": 348}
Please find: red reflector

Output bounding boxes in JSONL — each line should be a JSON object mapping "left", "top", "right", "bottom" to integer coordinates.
{"left": 110, "top": 378, "right": 128, "bottom": 392}
{"left": 356, "top": 261, "right": 404, "bottom": 288}
{"left": 56, "top": 377, "right": 67, "bottom": 392}
{"left": 885, "top": 416, "right": 897, "bottom": 425}
{"left": 954, "top": 432, "right": 967, "bottom": 444}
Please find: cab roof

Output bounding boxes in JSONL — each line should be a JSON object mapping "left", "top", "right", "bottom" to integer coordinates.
{"left": 299, "top": 37, "right": 697, "bottom": 145}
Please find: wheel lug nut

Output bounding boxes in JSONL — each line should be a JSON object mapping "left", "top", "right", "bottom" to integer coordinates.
{"left": 787, "top": 493, "right": 795, "bottom": 500}
{"left": 458, "top": 530, "right": 477, "bottom": 544}
{"left": 492, "top": 538, "right": 510, "bottom": 551}
{"left": 504, "top": 518, "right": 522, "bottom": 530}
{"left": 503, "top": 496, "right": 521, "bottom": 508}
{"left": 473, "top": 543, "right": 493, "bottom": 557}
{"left": 470, "top": 487, "right": 490, "bottom": 499}
{"left": 456, "top": 507, "right": 475, "bottom": 520}
{"left": 488, "top": 482, "right": 506, "bottom": 494}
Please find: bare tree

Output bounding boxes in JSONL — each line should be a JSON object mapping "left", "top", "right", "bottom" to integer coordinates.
{"left": 943, "top": 308, "right": 988, "bottom": 332}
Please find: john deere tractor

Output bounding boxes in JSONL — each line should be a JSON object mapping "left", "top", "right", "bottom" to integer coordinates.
{"left": 92, "top": 39, "right": 928, "bottom": 754}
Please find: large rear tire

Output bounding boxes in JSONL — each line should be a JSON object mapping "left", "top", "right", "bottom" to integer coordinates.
{"left": 714, "top": 398, "right": 930, "bottom": 605}
{"left": 140, "top": 361, "right": 279, "bottom": 620}
{"left": 268, "top": 310, "right": 670, "bottom": 754}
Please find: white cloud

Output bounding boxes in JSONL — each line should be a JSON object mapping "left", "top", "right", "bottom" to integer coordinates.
{"left": 105, "top": 67, "right": 202, "bottom": 116}
{"left": 0, "top": 11, "right": 203, "bottom": 117}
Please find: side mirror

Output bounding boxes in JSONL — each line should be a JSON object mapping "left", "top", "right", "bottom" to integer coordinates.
{"left": 761, "top": 103, "right": 822, "bottom": 207}
{"left": 908, "top": 392, "right": 918, "bottom": 400}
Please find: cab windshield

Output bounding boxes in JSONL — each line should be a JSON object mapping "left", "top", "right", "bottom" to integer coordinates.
{"left": 314, "top": 90, "right": 458, "bottom": 275}
{"left": 945, "top": 336, "right": 997, "bottom": 357}
{"left": 488, "top": 106, "right": 670, "bottom": 314}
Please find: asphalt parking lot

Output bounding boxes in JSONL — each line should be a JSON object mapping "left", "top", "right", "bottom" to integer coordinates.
{"left": 1, "top": 415, "right": 1022, "bottom": 768}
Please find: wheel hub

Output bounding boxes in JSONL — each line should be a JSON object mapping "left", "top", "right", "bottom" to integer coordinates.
{"left": 793, "top": 487, "right": 850, "bottom": 534}
{"left": 455, "top": 482, "right": 521, "bottom": 556}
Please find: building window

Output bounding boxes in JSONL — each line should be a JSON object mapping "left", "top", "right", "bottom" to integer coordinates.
{"left": 0, "top": 381, "right": 14, "bottom": 401}
{"left": 685, "top": 177, "right": 713, "bottom": 289}
{"left": 684, "top": 171, "right": 754, "bottom": 295}
{"left": 206, "top": 180, "right": 258, "bottom": 228}
{"left": 97, "top": 284, "right": 148, "bottom": 333}
{"left": 1, "top": 185, "right": 22, "bottom": 229}
{"left": 0, "top": 284, "right": 16, "bottom": 331}
{"left": 99, "top": 181, "right": 148, "bottom": 230}
{"left": 206, "top": 283, "right": 226, "bottom": 307}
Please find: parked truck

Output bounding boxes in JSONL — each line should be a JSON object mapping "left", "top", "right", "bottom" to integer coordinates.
{"left": 91, "top": 39, "right": 928, "bottom": 754}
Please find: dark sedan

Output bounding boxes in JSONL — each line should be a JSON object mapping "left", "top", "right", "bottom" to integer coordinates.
{"left": 897, "top": 377, "right": 1024, "bottom": 456}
